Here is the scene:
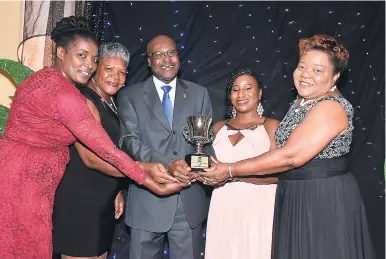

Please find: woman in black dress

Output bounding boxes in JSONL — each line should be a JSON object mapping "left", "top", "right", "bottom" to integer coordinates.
{"left": 53, "top": 42, "right": 178, "bottom": 259}
{"left": 197, "top": 35, "right": 376, "bottom": 259}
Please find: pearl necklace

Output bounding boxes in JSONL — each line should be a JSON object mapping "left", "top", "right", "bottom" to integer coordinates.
{"left": 295, "top": 85, "right": 337, "bottom": 112}
{"left": 92, "top": 78, "right": 118, "bottom": 116}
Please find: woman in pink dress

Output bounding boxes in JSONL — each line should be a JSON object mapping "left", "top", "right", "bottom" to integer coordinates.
{"left": 0, "top": 16, "right": 184, "bottom": 259}
{"left": 204, "top": 68, "right": 279, "bottom": 259}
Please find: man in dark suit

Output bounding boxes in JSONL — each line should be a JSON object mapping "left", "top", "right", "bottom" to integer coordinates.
{"left": 117, "top": 35, "right": 213, "bottom": 259}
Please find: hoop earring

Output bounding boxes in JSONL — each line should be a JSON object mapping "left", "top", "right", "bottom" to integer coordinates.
{"left": 257, "top": 102, "right": 264, "bottom": 117}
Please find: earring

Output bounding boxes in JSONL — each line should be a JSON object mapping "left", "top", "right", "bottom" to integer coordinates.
{"left": 257, "top": 102, "right": 264, "bottom": 117}
{"left": 231, "top": 106, "right": 236, "bottom": 119}
{"left": 329, "top": 85, "right": 337, "bottom": 92}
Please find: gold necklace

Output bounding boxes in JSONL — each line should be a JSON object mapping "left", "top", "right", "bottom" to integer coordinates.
{"left": 226, "top": 117, "right": 266, "bottom": 131}
{"left": 92, "top": 78, "right": 118, "bottom": 115}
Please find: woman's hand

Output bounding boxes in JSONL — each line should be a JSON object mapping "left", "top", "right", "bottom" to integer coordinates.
{"left": 158, "top": 181, "right": 189, "bottom": 196}
{"left": 140, "top": 162, "right": 179, "bottom": 184}
{"left": 142, "top": 175, "right": 188, "bottom": 196}
{"left": 114, "top": 191, "right": 124, "bottom": 219}
{"left": 196, "top": 157, "right": 231, "bottom": 185}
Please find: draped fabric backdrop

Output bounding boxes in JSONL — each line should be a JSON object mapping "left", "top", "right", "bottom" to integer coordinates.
{"left": 22, "top": 1, "right": 379, "bottom": 259}
{"left": 97, "top": 2, "right": 384, "bottom": 259}
{"left": 19, "top": 0, "right": 106, "bottom": 71}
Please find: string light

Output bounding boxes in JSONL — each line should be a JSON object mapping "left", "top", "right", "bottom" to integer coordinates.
{"left": 89, "top": 2, "right": 384, "bottom": 257}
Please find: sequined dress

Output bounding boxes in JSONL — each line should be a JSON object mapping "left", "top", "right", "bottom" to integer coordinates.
{"left": 272, "top": 95, "right": 375, "bottom": 259}
{"left": 0, "top": 67, "right": 147, "bottom": 259}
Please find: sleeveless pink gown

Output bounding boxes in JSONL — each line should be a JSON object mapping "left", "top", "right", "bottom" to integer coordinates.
{"left": 205, "top": 124, "right": 277, "bottom": 259}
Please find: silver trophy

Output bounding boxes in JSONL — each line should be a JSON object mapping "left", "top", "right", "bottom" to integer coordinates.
{"left": 182, "top": 115, "right": 215, "bottom": 171}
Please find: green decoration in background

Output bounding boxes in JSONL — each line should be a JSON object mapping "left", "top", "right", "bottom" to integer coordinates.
{"left": 0, "top": 105, "right": 10, "bottom": 133}
{"left": 0, "top": 59, "right": 34, "bottom": 85}
{"left": 0, "top": 59, "right": 34, "bottom": 134}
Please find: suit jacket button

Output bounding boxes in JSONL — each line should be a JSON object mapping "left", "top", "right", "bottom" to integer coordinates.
{"left": 173, "top": 151, "right": 177, "bottom": 155}
{"left": 172, "top": 130, "right": 176, "bottom": 135}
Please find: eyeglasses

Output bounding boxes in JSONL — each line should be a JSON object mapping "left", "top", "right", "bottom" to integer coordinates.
{"left": 148, "top": 50, "right": 178, "bottom": 59}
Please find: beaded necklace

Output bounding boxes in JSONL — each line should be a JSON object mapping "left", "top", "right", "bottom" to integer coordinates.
{"left": 92, "top": 77, "right": 118, "bottom": 115}
{"left": 295, "top": 85, "right": 337, "bottom": 112}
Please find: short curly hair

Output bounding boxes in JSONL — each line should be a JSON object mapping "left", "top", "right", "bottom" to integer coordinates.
{"left": 299, "top": 35, "right": 349, "bottom": 74}
{"left": 99, "top": 43, "right": 130, "bottom": 67}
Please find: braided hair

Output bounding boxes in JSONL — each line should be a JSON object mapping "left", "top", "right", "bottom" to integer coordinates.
{"left": 225, "top": 68, "right": 263, "bottom": 119}
{"left": 51, "top": 16, "right": 98, "bottom": 49}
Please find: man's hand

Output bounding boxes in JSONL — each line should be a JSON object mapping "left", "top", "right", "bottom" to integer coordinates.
{"left": 141, "top": 162, "right": 179, "bottom": 184}
{"left": 114, "top": 191, "right": 124, "bottom": 219}
{"left": 168, "top": 160, "right": 195, "bottom": 184}
{"left": 159, "top": 181, "right": 189, "bottom": 195}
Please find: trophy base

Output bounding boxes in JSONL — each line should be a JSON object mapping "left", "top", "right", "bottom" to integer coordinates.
{"left": 185, "top": 154, "right": 211, "bottom": 172}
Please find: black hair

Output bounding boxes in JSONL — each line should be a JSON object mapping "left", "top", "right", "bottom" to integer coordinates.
{"left": 51, "top": 16, "right": 98, "bottom": 49}
{"left": 225, "top": 68, "right": 263, "bottom": 119}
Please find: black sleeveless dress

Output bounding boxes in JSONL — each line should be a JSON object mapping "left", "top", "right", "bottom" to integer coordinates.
{"left": 53, "top": 87, "right": 121, "bottom": 257}
{"left": 272, "top": 96, "right": 376, "bottom": 259}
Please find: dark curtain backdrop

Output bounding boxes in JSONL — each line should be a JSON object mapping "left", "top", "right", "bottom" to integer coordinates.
{"left": 98, "top": 1, "right": 384, "bottom": 259}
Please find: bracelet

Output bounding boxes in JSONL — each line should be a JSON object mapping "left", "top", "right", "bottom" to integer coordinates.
{"left": 228, "top": 163, "right": 233, "bottom": 179}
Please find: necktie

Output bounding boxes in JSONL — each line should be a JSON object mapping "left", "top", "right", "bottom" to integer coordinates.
{"left": 161, "top": 85, "right": 173, "bottom": 127}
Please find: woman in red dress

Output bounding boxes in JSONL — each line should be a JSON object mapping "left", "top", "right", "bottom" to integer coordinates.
{"left": 0, "top": 16, "right": 184, "bottom": 259}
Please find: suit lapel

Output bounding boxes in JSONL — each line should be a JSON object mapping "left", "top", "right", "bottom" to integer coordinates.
{"left": 173, "top": 79, "right": 189, "bottom": 130}
{"left": 143, "top": 77, "right": 171, "bottom": 131}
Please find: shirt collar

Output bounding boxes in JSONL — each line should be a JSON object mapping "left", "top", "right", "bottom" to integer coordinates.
{"left": 153, "top": 76, "right": 177, "bottom": 90}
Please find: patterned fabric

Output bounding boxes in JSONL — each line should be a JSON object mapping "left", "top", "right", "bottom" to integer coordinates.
{"left": 0, "top": 67, "right": 146, "bottom": 259}
{"left": 272, "top": 95, "right": 376, "bottom": 259}
{"left": 276, "top": 95, "right": 354, "bottom": 159}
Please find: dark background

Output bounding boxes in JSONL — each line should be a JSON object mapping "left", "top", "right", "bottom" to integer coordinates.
{"left": 84, "top": 1, "right": 385, "bottom": 258}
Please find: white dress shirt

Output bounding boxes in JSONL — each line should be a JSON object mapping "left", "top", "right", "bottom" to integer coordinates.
{"left": 153, "top": 76, "right": 177, "bottom": 108}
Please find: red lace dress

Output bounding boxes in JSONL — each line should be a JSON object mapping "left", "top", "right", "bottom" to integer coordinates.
{"left": 0, "top": 67, "right": 147, "bottom": 259}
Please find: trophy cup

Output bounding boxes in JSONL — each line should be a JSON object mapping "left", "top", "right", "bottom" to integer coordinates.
{"left": 182, "top": 115, "right": 215, "bottom": 172}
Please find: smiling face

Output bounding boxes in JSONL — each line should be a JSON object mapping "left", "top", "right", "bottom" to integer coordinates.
{"left": 56, "top": 37, "right": 98, "bottom": 85}
{"left": 293, "top": 49, "right": 340, "bottom": 99}
{"left": 231, "top": 74, "right": 262, "bottom": 114}
{"left": 93, "top": 56, "right": 127, "bottom": 97}
{"left": 147, "top": 36, "right": 180, "bottom": 84}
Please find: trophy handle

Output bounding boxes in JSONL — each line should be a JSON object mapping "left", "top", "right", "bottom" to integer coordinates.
{"left": 208, "top": 127, "right": 215, "bottom": 143}
{"left": 200, "top": 127, "right": 215, "bottom": 145}
{"left": 182, "top": 126, "right": 192, "bottom": 143}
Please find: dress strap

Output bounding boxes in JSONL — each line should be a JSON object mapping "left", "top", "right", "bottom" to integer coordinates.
{"left": 225, "top": 118, "right": 266, "bottom": 131}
